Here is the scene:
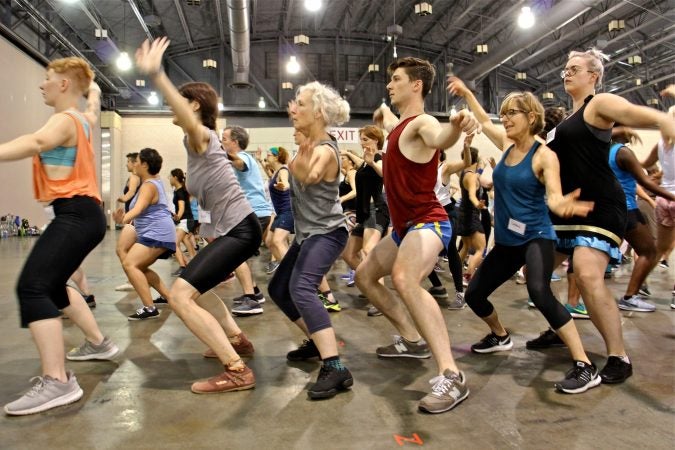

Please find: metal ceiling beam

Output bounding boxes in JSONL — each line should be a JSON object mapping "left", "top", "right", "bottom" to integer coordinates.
{"left": 282, "top": 0, "right": 294, "bottom": 34}
{"left": 459, "top": 0, "right": 604, "bottom": 81}
{"left": 346, "top": 40, "right": 393, "bottom": 103}
{"left": 616, "top": 72, "right": 675, "bottom": 96}
{"left": 128, "top": 0, "right": 154, "bottom": 41}
{"left": 172, "top": 0, "right": 194, "bottom": 49}
{"left": 214, "top": 0, "right": 226, "bottom": 42}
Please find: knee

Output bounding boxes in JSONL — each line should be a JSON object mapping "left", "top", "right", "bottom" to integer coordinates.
{"left": 169, "top": 282, "right": 195, "bottom": 315}
{"left": 354, "top": 265, "right": 373, "bottom": 289}
{"left": 390, "top": 268, "right": 413, "bottom": 296}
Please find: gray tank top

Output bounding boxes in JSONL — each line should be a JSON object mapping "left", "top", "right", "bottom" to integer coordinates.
{"left": 185, "top": 129, "right": 253, "bottom": 238}
{"left": 290, "top": 139, "right": 346, "bottom": 244}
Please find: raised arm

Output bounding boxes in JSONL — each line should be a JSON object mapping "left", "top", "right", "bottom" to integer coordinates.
{"left": 341, "top": 149, "right": 364, "bottom": 169}
{"left": 641, "top": 143, "right": 659, "bottom": 168}
{"left": 339, "top": 169, "right": 357, "bottom": 204}
{"left": 135, "top": 38, "right": 210, "bottom": 153}
{"left": 442, "top": 134, "right": 472, "bottom": 183}
{"left": 289, "top": 142, "right": 337, "bottom": 185}
{"left": 448, "top": 77, "right": 508, "bottom": 151}
{"left": 418, "top": 110, "right": 480, "bottom": 150}
{"left": 82, "top": 81, "right": 101, "bottom": 127}
{"left": 373, "top": 105, "right": 399, "bottom": 133}
{"left": 363, "top": 146, "right": 383, "bottom": 177}
{"left": 463, "top": 171, "right": 484, "bottom": 210}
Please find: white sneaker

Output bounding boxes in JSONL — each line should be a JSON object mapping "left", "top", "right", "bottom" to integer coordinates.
{"left": 618, "top": 295, "right": 655, "bottom": 312}
{"left": 115, "top": 282, "right": 134, "bottom": 291}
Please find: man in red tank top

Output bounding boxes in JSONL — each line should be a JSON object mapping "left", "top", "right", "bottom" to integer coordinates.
{"left": 355, "top": 57, "right": 480, "bottom": 414}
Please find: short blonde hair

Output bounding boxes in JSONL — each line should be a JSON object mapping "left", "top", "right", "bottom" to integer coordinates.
{"left": 568, "top": 48, "right": 609, "bottom": 87}
{"left": 500, "top": 91, "right": 545, "bottom": 136}
{"left": 47, "top": 57, "right": 94, "bottom": 94}
{"left": 297, "top": 81, "right": 350, "bottom": 127}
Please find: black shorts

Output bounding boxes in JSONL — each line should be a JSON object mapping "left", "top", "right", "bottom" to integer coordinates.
{"left": 258, "top": 215, "right": 272, "bottom": 232}
{"left": 625, "top": 208, "right": 646, "bottom": 232}
{"left": 456, "top": 210, "right": 484, "bottom": 237}
{"left": 187, "top": 219, "right": 199, "bottom": 233}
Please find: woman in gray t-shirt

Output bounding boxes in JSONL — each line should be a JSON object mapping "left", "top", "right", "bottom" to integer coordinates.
{"left": 136, "top": 37, "right": 261, "bottom": 395}
{"left": 268, "top": 81, "right": 352, "bottom": 400}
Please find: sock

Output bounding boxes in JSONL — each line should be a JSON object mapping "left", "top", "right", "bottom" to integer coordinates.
{"left": 323, "top": 355, "right": 346, "bottom": 371}
{"left": 253, "top": 286, "right": 261, "bottom": 295}
{"left": 623, "top": 295, "right": 632, "bottom": 300}
{"left": 610, "top": 354, "right": 631, "bottom": 364}
{"left": 402, "top": 336, "right": 420, "bottom": 345}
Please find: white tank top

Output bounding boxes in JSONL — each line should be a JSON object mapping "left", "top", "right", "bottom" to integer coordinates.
{"left": 658, "top": 139, "right": 675, "bottom": 193}
{"left": 434, "top": 163, "right": 452, "bottom": 207}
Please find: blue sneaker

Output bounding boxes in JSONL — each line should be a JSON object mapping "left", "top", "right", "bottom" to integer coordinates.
{"left": 565, "top": 302, "right": 589, "bottom": 319}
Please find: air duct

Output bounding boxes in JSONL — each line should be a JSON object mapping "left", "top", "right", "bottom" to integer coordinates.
{"left": 226, "top": 0, "right": 252, "bottom": 89}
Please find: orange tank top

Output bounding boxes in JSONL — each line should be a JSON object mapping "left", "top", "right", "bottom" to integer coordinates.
{"left": 32, "top": 111, "right": 101, "bottom": 203}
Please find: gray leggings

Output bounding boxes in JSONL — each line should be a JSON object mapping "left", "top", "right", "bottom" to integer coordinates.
{"left": 268, "top": 227, "right": 348, "bottom": 334}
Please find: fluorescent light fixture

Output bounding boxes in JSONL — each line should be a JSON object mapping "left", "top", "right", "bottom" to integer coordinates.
{"left": 282, "top": 82, "right": 294, "bottom": 90}
{"left": 116, "top": 51, "right": 132, "bottom": 71}
{"left": 518, "top": 7, "right": 535, "bottom": 29}
{"left": 286, "top": 56, "right": 300, "bottom": 74}
{"left": 258, "top": 97, "right": 266, "bottom": 109}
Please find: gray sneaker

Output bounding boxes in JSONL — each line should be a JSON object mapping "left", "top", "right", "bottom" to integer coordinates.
{"left": 232, "top": 298, "right": 264, "bottom": 316}
{"left": 447, "top": 292, "right": 466, "bottom": 310}
{"left": 376, "top": 335, "right": 431, "bottom": 359}
{"left": 233, "top": 292, "right": 266, "bottom": 305}
{"left": 618, "top": 295, "right": 656, "bottom": 312}
{"left": 418, "top": 369, "right": 469, "bottom": 414}
{"left": 67, "top": 336, "right": 119, "bottom": 361}
{"left": 4, "top": 371, "right": 83, "bottom": 416}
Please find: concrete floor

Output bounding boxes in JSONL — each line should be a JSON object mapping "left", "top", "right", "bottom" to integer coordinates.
{"left": 1, "top": 230, "right": 674, "bottom": 449}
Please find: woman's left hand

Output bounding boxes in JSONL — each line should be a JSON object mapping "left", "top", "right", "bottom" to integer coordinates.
{"left": 112, "top": 208, "right": 125, "bottom": 224}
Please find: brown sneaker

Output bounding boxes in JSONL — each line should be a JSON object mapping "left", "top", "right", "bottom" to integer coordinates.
{"left": 202, "top": 333, "right": 255, "bottom": 358}
{"left": 191, "top": 365, "right": 255, "bottom": 394}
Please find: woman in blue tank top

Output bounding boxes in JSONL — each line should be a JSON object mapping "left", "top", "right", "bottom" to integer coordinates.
{"left": 263, "top": 146, "right": 294, "bottom": 268}
{"left": 113, "top": 148, "right": 174, "bottom": 321}
{"left": 449, "top": 78, "right": 601, "bottom": 394}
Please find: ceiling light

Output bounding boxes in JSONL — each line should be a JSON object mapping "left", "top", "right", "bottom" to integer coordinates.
{"left": 647, "top": 98, "right": 659, "bottom": 106}
{"left": 94, "top": 28, "right": 108, "bottom": 39}
{"left": 258, "top": 97, "right": 266, "bottom": 109}
{"left": 515, "top": 72, "right": 527, "bottom": 80}
{"left": 218, "top": 102, "right": 225, "bottom": 111}
{"left": 518, "top": 7, "right": 535, "bottom": 29}
{"left": 542, "top": 92, "right": 554, "bottom": 100}
{"left": 282, "top": 82, "right": 294, "bottom": 90}
{"left": 304, "top": 0, "right": 322, "bottom": 12}
{"left": 202, "top": 58, "right": 217, "bottom": 69}
{"left": 60, "top": 0, "right": 79, "bottom": 4}
{"left": 368, "top": 64, "right": 379, "bottom": 73}
{"left": 476, "top": 44, "right": 488, "bottom": 54}
{"left": 286, "top": 56, "right": 300, "bottom": 74}
{"left": 608, "top": 19, "right": 625, "bottom": 32}
{"left": 635, "top": 79, "right": 642, "bottom": 86}
{"left": 116, "top": 51, "right": 132, "bottom": 71}
{"left": 135, "top": 79, "right": 146, "bottom": 87}
{"left": 147, "top": 91, "right": 159, "bottom": 106}
{"left": 293, "top": 34, "right": 309, "bottom": 45}
{"left": 627, "top": 55, "right": 642, "bottom": 65}
{"left": 414, "top": 2, "right": 432, "bottom": 16}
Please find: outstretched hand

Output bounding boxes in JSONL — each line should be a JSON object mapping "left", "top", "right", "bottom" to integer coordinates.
{"left": 554, "top": 188, "right": 595, "bottom": 218}
{"left": 135, "top": 37, "right": 170, "bottom": 76}
{"left": 112, "top": 208, "right": 125, "bottom": 225}
{"left": 660, "top": 84, "right": 675, "bottom": 98}
{"left": 447, "top": 76, "right": 470, "bottom": 97}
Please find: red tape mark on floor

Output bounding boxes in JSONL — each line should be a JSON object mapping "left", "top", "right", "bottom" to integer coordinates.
{"left": 394, "top": 433, "right": 423, "bottom": 446}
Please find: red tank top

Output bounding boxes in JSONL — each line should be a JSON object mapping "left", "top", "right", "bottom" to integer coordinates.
{"left": 383, "top": 115, "right": 448, "bottom": 236}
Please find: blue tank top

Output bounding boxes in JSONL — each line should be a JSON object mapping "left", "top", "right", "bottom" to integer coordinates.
{"left": 268, "top": 167, "right": 292, "bottom": 215}
{"left": 608, "top": 143, "right": 637, "bottom": 211}
{"left": 39, "top": 111, "right": 90, "bottom": 167}
{"left": 493, "top": 141, "right": 556, "bottom": 246}
{"left": 130, "top": 178, "right": 176, "bottom": 244}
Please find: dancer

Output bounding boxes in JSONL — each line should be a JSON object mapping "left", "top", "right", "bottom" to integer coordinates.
{"left": 136, "top": 37, "right": 261, "bottom": 394}
{"left": 263, "top": 146, "right": 294, "bottom": 274}
{"left": 449, "top": 78, "right": 599, "bottom": 393}
{"left": 169, "top": 168, "right": 196, "bottom": 277}
{"left": 113, "top": 148, "right": 175, "bottom": 321}
{"left": 1, "top": 57, "right": 118, "bottom": 415}
{"left": 268, "top": 81, "right": 352, "bottom": 399}
{"left": 356, "top": 57, "right": 479, "bottom": 413}
{"left": 115, "top": 152, "right": 140, "bottom": 292}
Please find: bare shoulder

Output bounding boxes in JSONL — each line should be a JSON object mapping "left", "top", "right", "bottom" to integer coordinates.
{"left": 533, "top": 143, "right": 558, "bottom": 167}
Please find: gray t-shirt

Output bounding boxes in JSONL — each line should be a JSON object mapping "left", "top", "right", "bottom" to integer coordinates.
{"left": 185, "top": 130, "right": 253, "bottom": 238}
{"left": 290, "top": 139, "right": 346, "bottom": 243}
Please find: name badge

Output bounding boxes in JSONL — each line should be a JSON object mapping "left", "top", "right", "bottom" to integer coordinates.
{"left": 44, "top": 205, "right": 55, "bottom": 222}
{"left": 507, "top": 218, "right": 526, "bottom": 235}
{"left": 198, "top": 207, "right": 212, "bottom": 224}
{"left": 546, "top": 127, "right": 556, "bottom": 144}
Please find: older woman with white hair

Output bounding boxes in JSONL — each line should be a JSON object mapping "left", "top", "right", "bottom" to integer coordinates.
{"left": 268, "top": 81, "right": 352, "bottom": 400}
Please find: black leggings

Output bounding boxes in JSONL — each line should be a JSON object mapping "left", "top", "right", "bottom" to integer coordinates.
{"left": 428, "top": 204, "right": 463, "bottom": 292}
{"left": 180, "top": 213, "right": 262, "bottom": 294}
{"left": 465, "top": 239, "right": 571, "bottom": 330}
{"left": 16, "top": 196, "right": 105, "bottom": 327}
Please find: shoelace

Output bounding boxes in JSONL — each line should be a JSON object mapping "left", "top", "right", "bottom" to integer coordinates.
{"left": 566, "top": 364, "right": 592, "bottom": 382}
{"left": 428, "top": 374, "right": 458, "bottom": 396}
{"left": 316, "top": 366, "right": 332, "bottom": 381}
{"left": 135, "top": 307, "right": 146, "bottom": 315}
{"left": 25, "top": 376, "right": 47, "bottom": 397}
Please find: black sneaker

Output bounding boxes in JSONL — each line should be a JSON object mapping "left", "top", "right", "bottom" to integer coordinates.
{"left": 84, "top": 295, "right": 96, "bottom": 309}
{"left": 599, "top": 356, "right": 633, "bottom": 384}
{"left": 153, "top": 296, "right": 169, "bottom": 306}
{"left": 307, "top": 365, "right": 354, "bottom": 399}
{"left": 287, "top": 339, "right": 321, "bottom": 361}
{"left": 128, "top": 306, "right": 159, "bottom": 321}
{"left": 555, "top": 360, "right": 602, "bottom": 394}
{"left": 526, "top": 329, "right": 567, "bottom": 349}
{"left": 471, "top": 332, "right": 513, "bottom": 353}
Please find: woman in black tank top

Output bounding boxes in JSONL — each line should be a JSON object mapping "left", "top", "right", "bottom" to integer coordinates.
{"left": 542, "top": 48, "right": 675, "bottom": 385}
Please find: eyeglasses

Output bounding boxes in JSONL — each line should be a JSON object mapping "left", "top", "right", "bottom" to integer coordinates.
{"left": 560, "top": 66, "right": 595, "bottom": 79}
{"left": 499, "top": 109, "right": 527, "bottom": 119}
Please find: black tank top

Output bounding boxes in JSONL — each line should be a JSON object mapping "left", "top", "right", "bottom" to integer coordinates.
{"left": 354, "top": 153, "right": 387, "bottom": 224}
{"left": 459, "top": 169, "right": 481, "bottom": 220}
{"left": 123, "top": 179, "right": 132, "bottom": 212}
{"left": 339, "top": 177, "right": 356, "bottom": 212}
{"left": 546, "top": 95, "right": 626, "bottom": 245}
